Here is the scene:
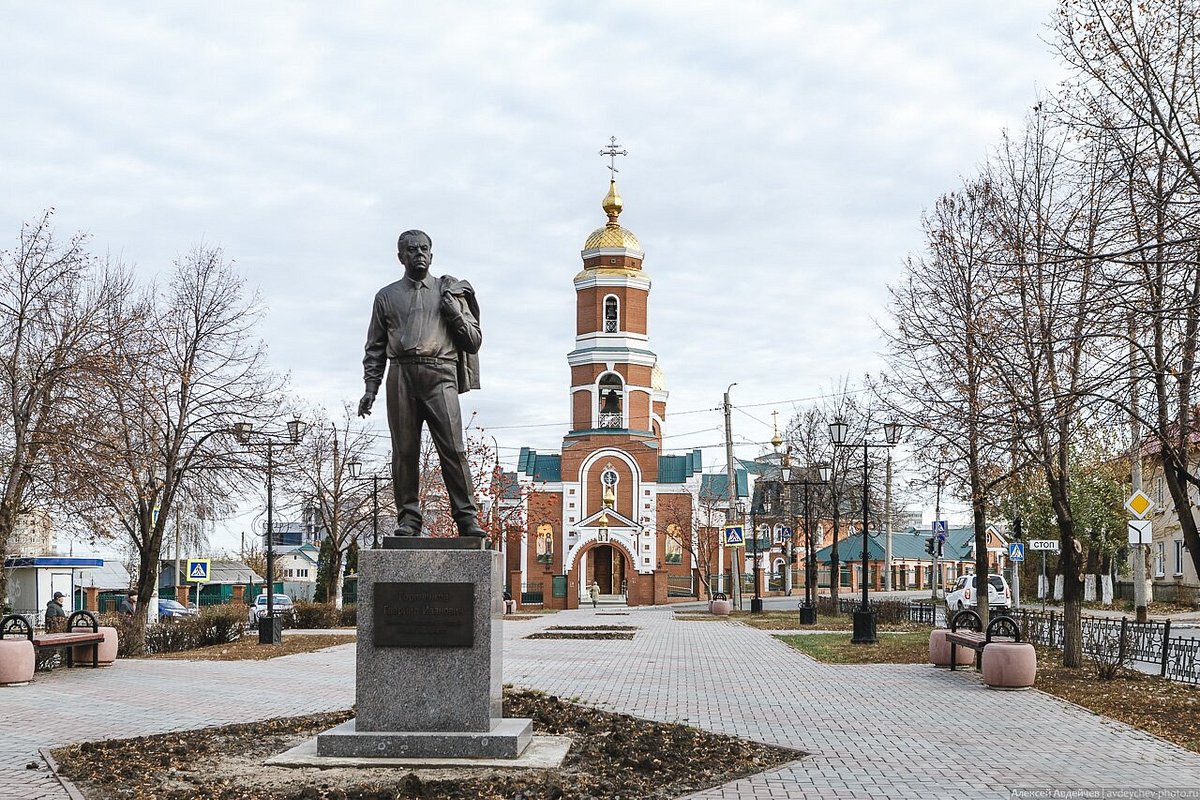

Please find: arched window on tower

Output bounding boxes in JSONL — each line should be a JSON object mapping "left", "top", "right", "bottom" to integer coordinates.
{"left": 604, "top": 295, "right": 619, "bottom": 333}
{"left": 598, "top": 373, "right": 623, "bottom": 428}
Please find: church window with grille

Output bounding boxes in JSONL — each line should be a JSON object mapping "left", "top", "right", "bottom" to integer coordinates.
{"left": 604, "top": 295, "right": 619, "bottom": 332}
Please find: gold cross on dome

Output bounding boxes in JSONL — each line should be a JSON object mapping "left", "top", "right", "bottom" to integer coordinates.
{"left": 599, "top": 136, "right": 627, "bottom": 178}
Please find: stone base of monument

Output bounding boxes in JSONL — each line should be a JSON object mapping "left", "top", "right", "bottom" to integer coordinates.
{"left": 268, "top": 732, "right": 571, "bottom": 770}
{"left": 316, "top": 718, "right": 533, "bottom": 759}
{"left": 294, "top": 537, "right": 541, "bottom": 765}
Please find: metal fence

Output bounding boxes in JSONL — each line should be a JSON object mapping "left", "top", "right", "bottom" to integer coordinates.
{"left": 520, "top": 581, "right": 544, "bottom": 605}
{"left": 667, "top": 575, "right": 696, "bottom": 598}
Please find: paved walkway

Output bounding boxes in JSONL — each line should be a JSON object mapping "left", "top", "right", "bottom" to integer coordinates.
{"left": 6, "top": 609, "right": 1200, "bottom": 799}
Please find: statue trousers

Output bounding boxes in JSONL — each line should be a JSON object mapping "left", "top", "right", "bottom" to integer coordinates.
{"left": 386, "top": 358, "right": 478, "bottom": 533}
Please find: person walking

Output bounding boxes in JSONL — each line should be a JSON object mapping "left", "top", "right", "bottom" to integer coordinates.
{"left": 589, "top": 581, "right": 601, "bottom": 609}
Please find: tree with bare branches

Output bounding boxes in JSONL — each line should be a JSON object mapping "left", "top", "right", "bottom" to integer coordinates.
{"left": 0, "top": 211, "right": 132, "bottom": 610}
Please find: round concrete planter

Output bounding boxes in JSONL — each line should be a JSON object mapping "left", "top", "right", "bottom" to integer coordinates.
{"left": 0, "top": 639, "right": 35, "bottom": 686}
{"left": 981, "top": 641, "right": 1037, "bottom": 689}
{"left": 72, "top": 626, "right": 119, "bottom": 666}
{"left": 709, "top": 599, "right": 731, "bottom": 616}
{"left": 929, "top": 629, "right": 974, "bottom": 667}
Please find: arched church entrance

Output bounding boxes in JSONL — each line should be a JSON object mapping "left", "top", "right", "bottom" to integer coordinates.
{"left": 574, "top": 541, "right": 635, "bottom": 605}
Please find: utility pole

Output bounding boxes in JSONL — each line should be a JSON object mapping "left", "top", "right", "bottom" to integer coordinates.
{"left": 724, "top": 383, "right": 742, "bottom": 610}
{"left": 1131, "top": 315, "right": 1148, "bottom": 623}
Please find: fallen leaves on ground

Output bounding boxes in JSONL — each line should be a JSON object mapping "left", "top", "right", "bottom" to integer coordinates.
{"left": 52, "top": 688, "right": 801, "bottom": 800}
{"left": 546, "top": 625, "right": 639, "bottom": 631}
{"left": 525, "top": 632, "right": 635, "bottom": 640}
{"left": 142, "top": 634, "right": 355, "bottom": 661}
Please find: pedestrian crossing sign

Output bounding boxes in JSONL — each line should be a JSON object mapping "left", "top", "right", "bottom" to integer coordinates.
{"left": 1008, "top": 543, "right": 1025, "bottom": 562}
{"left": 185, "top": 559, "right": 211, "bottom": 583}
{"left": 724, "top": 525, "right": 745, "bottom": 548}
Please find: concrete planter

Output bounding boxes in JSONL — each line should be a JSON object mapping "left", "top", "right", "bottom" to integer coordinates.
{"left": 73, "top": 626, "right": 119, "bottom": 666}
{"left": 981, "top": 641, "right": 1037, "bottom": 689}
{"left": 709, "top": 599, "right": 731, "bottom": 615}
{"left": 0, "top": 639, "right": 35, "bottom": 686}
{"left": 928, "top": 629, "right": 973, "bottom": 667}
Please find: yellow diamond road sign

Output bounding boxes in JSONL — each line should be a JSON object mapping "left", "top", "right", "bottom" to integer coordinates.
{"left": 1125, "top": 490, "right": 1152, "bottom": 519}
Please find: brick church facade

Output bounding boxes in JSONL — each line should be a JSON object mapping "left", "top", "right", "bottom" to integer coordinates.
{"left": 509, "top": 178, "right": 704, "bottom": 607}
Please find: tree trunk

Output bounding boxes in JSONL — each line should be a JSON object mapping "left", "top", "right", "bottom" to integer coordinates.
{"left": 1061, "top": 536, "right": 1084, "bottom": 667}
{"left": 972, "top": 501, "right": 990, "bottom": 631}
{"left": 332, "top": 549, "right": 345, "bottom": 610}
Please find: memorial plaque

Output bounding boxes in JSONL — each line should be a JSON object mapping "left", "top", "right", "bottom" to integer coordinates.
{"left": 373, "top": 582, "right": 475, "bottom": 647}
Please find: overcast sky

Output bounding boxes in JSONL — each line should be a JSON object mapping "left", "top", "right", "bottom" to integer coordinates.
{"left": 3, "top": 2, "right": 1065, "bottom": 553}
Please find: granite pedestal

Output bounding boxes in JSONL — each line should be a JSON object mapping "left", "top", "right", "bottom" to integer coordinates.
{"left": 315, "top": 538, "right": 532, "bottom": 759}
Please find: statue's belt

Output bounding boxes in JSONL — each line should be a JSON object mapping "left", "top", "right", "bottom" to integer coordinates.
{"left": 390, "top": 355, "right": 456, "bottom": 365}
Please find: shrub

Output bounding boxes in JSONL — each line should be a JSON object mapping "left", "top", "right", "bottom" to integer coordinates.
{"left": 338, "top": 604, "right": 357, "bottom": 628}
{"left": 200, "top": 604, "right": 247, "bottom": 645}
{"left": 97, "top": 613, "right": 144, "bottom": 658}
{"left": 291, "top": 602, "right": 340, "bottom": 630}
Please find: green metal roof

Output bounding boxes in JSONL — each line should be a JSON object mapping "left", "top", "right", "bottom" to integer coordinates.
{"left": 517, "top": 448, "right": 562, "bottom": 483}
{"left": 658, "top": 449, "right": 703, "bottom": 484}
{"left": 700, "top": 470, "right": 749, "bottom": 502}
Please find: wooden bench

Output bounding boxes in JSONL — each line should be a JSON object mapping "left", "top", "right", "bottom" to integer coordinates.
{"left": 945, "top": 610, "right": 1022, "bottom": 671}
{"left": 1, "top": 610, "right": 106, "bottom": 668}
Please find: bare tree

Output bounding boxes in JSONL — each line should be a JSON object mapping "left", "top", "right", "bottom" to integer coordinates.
{"left": 59, "top": 245, "right": 285, "bottom": 633}
{"left": 983, "top": 113, "right": 1119, "bottom": 666}
{"left": 1055, "top": 0, "right": 1200, "bottom": 580}
{"left": 880, "top": 178, "right": 1027, "bottom": 627}
{"left": 0, "top": 211, "right": 131, "bottom": 609}
{"left": 284, "top": 405, "right": 375, "bottom": 609}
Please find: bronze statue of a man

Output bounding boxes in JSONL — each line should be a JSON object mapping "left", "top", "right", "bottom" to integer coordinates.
{"left": 359, "top": 230, "right": 485, "bottom": 537}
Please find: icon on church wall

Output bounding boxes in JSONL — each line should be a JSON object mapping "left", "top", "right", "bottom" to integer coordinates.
{"left": 665, "top": 524, "right": 683, "bottom": 564}
{"left": 536, "top": 523, "right": 554, "bottom": 563}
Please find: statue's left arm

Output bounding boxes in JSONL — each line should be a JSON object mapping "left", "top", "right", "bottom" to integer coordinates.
{"left": 440, "top": 278, "right": 482, "bottom": 355}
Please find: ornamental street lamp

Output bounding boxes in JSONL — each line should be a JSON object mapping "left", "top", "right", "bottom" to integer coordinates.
{"left": 347, "top": 458, "right": 387, "bottom": 550}
{"left": 828, "top": 416, "right": 901, "bottom": 645}
{"left": 233, "top": 415, "right": 306, "bottom": 645}
{"left": 749, "top": 482, "right": 770, "bottom": 614}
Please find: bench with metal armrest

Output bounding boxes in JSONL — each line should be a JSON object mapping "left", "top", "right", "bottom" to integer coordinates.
{"left": 1, "top": 610, "right": 107, "bottom": 668}
{"left": 944, "top": 610, "right": 1023, "bottom": 672}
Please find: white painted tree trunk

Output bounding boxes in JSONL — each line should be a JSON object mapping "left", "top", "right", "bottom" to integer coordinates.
{"left": 1038, "top": 574, "right": 1049, "bottom": 599}
{"left": 1083, "top": 574, "right": 1096, "bottom": 602}
{"left": 1054, "top": 574, "right": 1064, "bottom": 601}
{"left": 1101, "top": 575, "right": 1113, "bottom": 605}
{"left": 333, "top": 552, "right": 345, "bottom": 611}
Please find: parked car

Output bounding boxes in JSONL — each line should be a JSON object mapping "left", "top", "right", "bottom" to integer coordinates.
{"left": 158, "top": 598, "right": 199, "bottom": 622}
{"left": 945, "top": 574, "right": 1012, "bottom": 612}
{"left": 248, "top": 594, "right": 295, "bottom": 627}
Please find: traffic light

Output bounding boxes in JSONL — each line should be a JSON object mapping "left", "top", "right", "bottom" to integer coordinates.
{"left": 925, "top": 537, "right": 935, "bottom": 555}
{"left": 936, "top": 538, "right": 944, "bottom": 557}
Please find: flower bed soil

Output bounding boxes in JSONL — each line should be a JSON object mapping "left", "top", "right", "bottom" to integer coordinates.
{"left": 52, "top": 689, "right": 801, "bottom": 799}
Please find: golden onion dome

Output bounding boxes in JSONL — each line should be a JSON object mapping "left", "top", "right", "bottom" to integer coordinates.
{"left": 651, "top": 364, "right": 666, "bottom": 392}
{"left": 583, "top": 180, "right": 642, "bottom": 252}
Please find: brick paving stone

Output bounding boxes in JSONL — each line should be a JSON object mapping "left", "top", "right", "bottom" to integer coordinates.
{"left": 7, "top": 607, "right": 1200, "bottom": 799}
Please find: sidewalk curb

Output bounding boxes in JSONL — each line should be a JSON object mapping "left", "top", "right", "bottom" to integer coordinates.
{"left": 40, "top": 747, "right": 87, "bottom": 800}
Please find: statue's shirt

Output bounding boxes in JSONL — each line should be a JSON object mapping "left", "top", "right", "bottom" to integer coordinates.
{"left": 362, "top": 273, "right": 480, "bottom": 392}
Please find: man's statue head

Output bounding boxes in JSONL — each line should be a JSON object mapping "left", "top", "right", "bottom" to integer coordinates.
{"left": 397, "top": 230, "right": 433, "bottom": 280}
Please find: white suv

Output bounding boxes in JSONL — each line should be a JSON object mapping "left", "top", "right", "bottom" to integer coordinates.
{"left": 248, "top": 593, "right": 295, "bottom": 626}
{"left": 945, "top": 574, "right": 1012, "bottom": 612}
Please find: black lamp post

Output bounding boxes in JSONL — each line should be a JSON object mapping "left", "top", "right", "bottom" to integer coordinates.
{"left": 750, "top": 486, "right": 766, "bottom": 614}
{"left": 785, "top": 459, "right": 831, "bottom": 625}
{"left": 347, "top": 458, "right": 385, "bottom": 550}
{"left": 829, "top": 416, "right": 901, "bottom": 644}
{"left": 234, "top": 416, "right": 306, "bottom": 645}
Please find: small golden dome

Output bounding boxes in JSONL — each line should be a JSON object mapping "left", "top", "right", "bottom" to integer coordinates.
{"left": 651, "top": 364, "right": 666, "bottom": 392}
{"left": 582, "top": 179, "right": 642, "bottom": 253}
